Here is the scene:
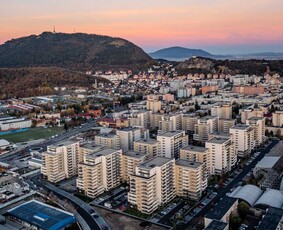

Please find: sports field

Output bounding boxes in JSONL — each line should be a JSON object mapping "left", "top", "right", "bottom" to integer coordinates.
{"left": 0, "top": 127, "right": 64, "bottom": 143}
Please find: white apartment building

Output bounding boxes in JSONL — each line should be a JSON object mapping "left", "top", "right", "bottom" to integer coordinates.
{"left": 211, "top": 104, "right": 232, "bottom": 119}
{"left": 127, "top": 110, "right": 151, "bottom": 128}
{"left": 193, "top": 116, "right": 219, "bottom": 143}
{"left": 158, "top": 114, "right": 182, "bottom": 133}
{"left": 146, "top": 99, "right": 161, "bottom": 113}
{"left": 218, "top": 118, "right": 236, "bottom": 133}
{"left": 41, "top": 140, "right": 80, "bottom": 183}
{"left": 116, "top": 128, "right": 141, "bottom": 152}
{"left": 182, "top": 114, "right": 199, "bottom": 133}
{"left": 95, "top": 133, "right": 120, "bottom": 149}
{"left": 76, "top": 148, "right": 122, "bottom": 198}
{"left": 246, "top": 117, "right": 265, "bottom": 147}
{"left": 272, "top": 111, "right": 283, "bottom": 127}
{"left": 122, "top": 151, "right": 148, "bottom": 183}
{"left": 134, "top": 139, "right": 161, "bottom": 159}
{"left": 241, "top": 108, "right": 264, "bottom": 124}
{"left": 229, "top": 124, "right": 254, "bottom": 158}
{"left": 157, "top": 130, "right": 188, "bottom": 159}
{"left": 128, "top": 157, "right": 176, "bottom": 214}
{"left": 175, "top": 159, "right": 207, "bottom": 200}
{"left": 205, "top": 137, "right": 236, "bottom": 175}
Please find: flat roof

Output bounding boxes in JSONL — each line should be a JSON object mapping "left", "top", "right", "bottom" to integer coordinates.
{"left": 256, "top": 156, "right": 280, "bottom": 169}
{"left": 205, "top": 220, "right": 228, "bottom": 230}
{"left": 206, "top": 137, "right": 230, "bottom": 144}
{"left": 88, "top": 148, "right": 121, "bottom": 158}
{"left": 157, "top": 130, "right": 184, "bottom": 137}
{"left": 134, "top": 139, "right": 159, "bottom": 145}
{"left": 175, "top": 159, "right": 202, "bottom": 168}
{"left": 140, "top": 156, "right": 173, "bottom": 169}
{"left": 7, "top": 200, "right": 76, "bottom": 230}
{"left": 50, "top": 140, "right": 78, "bottom": 147}
{"left": 0, "top": 139, "right": 10, "bottom": 147}
{"left": 248, "top": 116, "right": 264, "bottom": 120}
{"left": 205, "top": 196, "right": 238, "bottom": 220}
{"left": 230, "top": 124, "right": 250, "bottom": 130}
{"left": 123, "top": 150, "right": 147, "bottom": 158}
{"left": 257, "top": 207, "right": 283, "bottom": 230}
{"left": 95, "top": 133, "right": 117, "bottom": 138}
{"left": 181, "top": 145, "right": 208, "bottom": 153}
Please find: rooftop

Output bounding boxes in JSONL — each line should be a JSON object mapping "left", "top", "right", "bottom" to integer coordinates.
{"left": 256, "top": 156, "right": 280, "bottom": 169}
{"left": 123, "top": 150, "right": 147, "bottom": 158}
{"left": 88, "top": 148, "right": 121, "bottom": 158}
{"left": 157, "top": 130, "right": 184, "bottom": 137}
{"left": 257, "top": 207, "right": 283, "bottom": 230}
{"left": 205, "top": 196, "right": 238, "bottom": 220}
{"left": 134, "top": 139, "right": 159, "bottom": 145}
{"left": 181, "top": 145, "right": 208, "bottom": 153}
{"left": 230, "top": 124, "right": 250, "bottom": 130}
{"left": 7, "top": 200, "right": 76, "bottom": 230}
{"left": 206, "top": 137, "right": 230, "bottom": 144}
{"left": 175, "top": 159, "right": 202, "bottom": 168}
{"left": 140, "top": 156, "right": 173, "bottom": 169}
{"left": 50, "top": 140, "right": 78, "bottom": 147}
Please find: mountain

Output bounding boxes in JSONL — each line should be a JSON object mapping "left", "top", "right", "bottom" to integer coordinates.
{"left": 0, "top": 32, "right": 152, "bottom": 70}
{"left": 148, "top": 47, "right": 222, "bottom": 61}
{"left": 0, "top": 67, "right": 112, "bottom": 99}
{"left": 176, "top": 57, "right": 283, "bottom": 75}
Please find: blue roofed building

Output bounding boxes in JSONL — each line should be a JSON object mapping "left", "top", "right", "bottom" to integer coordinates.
{"left": 7, "top": 200, "right": 76, "bottom": 230}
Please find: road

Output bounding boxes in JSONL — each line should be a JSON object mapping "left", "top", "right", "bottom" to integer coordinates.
{"left": 182, "top": 140, "right": 279, "bottom": 230}
{"left": 0, "top": 120, "right": 97, "bottom": 162}
{"left": 29, "top": 175, "right": 111, "bottom": 230}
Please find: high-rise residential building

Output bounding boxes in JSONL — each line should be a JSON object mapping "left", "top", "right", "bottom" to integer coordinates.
{"left": 134, "top": 139, "right": 161, "bottom": 159}
{"left": 158, "top": 113, "right": 182, "bottom": 133}
{"left": 193, "top": 116, "right": 219, "bottom": 143}
{"left": 128, "top": 157, "right": 176, "bottom": 214}
{"left": 150, "top": 113, "right": 164, "bottom": 129}
{"left": 157, "top": 130, "right": 188, "bottom": 159}
{"left": 218, "top": 118, "right": 236, "bottom": 133}
{"left": 246, "top": 117, "right": 265, "bottom": 147}
{"left": 127, "top": 110, "right": 152, "bottom": 129}
{"left": 94, "top": 133, "right": 120, "bottom": 149}
{"left": 211, "top": 104, "right": 232, "bottom": 119}
{"left": 182, "top": 114, "right": 199, "bottom": 133}
{"left": 175, "top": 159, "right": 207, "bottom": 200}
{"left": 180, "top": 145, "right": 209, "bottom": 175}
{"left": 121, "top": 151, "right": 147, "bottom": 183}
{"left": 272, "top": 111, "right": 283, "bottom": 127}
{"left": 78, "top": 143, "right": 105, "bottom": 163}
{"left": 146, "top": 98, "right": 161, "bottom": 113}
{"left": 76, "top": 148, "right": 122, "bottom": 198}
{"left": 229, "top": 124, "right": 254, "bottom": 158}
{"left": 205, "top": 137, "right": 236, "bottom": 175}
{"left": 41, "top": 140, "right": 80, "bottom": 183}
{"left": 241, "top": 108, "right": 264, "bottom": 124}
{"left": 116, "top": 128, "right": 141, "bottom": 152}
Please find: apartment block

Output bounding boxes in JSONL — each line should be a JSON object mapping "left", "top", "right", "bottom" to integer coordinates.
{"left": 272, "top": 111, "right": 283, "bottom": 127}
{"left": 158, "top": 114, "right": 182, "bottom": 133}
{"left": 116, "top": 128, "right": 141, "bottom": 152}
{"left": 76, "top": 148, "right": 122, "bottom": 198}
{"left": 218, "top": 118, "right": 236, "bottom": 133}
{"left": 41, "top": 140, "right": 80, "bottom": 183}
{"left": 211, "top": 104, "right": 232, "bottom": 119}
{"left": 95, "top": 133, "right": 120, "bottom": 149}
{"left": 182, "top": 114, "right": 199, "bottom": 133}
{"left": 134, "top": 139, "right": 161, "bottom": 159}
{"left": 122, "top": 151, "right": 147, "bottom": 183}
{"left": 175, "top": 159, "right": 207, "bottom": 200}
{"left": 128, "top": 110, "right": 151, "bottom": 129}
{"left": 205, "top": 137, "right": 236, "bottom": 175}
{"left": 246, "top": 117, "right": 265, "bottom": 147}
{"left": 78, "top": 143, "right": 105, "bottom": 163}
{"left": 229, "top": 124, "right": 254, "bottom": 158}
{"left": 128, "top": 157, "right": 176, "bottom": 214}
{"left": 193, "top": 116, "right": 219, "bottom": 143}
{"left": 150, "top": 113, "right": 164, "bottom": 129}
{"left": 180, "top": 145, "right": 209, "bottom": 175}
{"left": 157, "top": 130, "right": 188, "bottom": 159}
{"left": 241, "top": 108, "right": 264, "bottom": 124}
{"left": 146, "top": 99, "right": 161, "bottom": 113}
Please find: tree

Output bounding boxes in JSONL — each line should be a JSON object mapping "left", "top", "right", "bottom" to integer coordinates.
{"left": 64, "top": 123, "right": 69, "bottom": 131}
{"left": 229, "top": 214, "right": 242, "bottom": 230}
{"left": 270, "top": 130, "right": 274, "bottom": 137}
{"left": 238, "top": 201, "right": 249, "bottom": 219}
{"left": 276, "top": 129, "right": 282, "bottom": 138}
{"left": 265, "top": 130, "right": 269, "bottom": 136}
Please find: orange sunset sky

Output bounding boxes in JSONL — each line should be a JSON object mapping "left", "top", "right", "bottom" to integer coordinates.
{"left": 1, "top": 0, "right": 283, "bottom": 54}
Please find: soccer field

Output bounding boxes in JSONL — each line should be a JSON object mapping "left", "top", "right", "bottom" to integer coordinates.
{"left": 0, "top": 127, "right": 64, "bottom": 143}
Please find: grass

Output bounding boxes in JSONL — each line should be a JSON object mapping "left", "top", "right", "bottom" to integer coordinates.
{"left": 0, "top": 126, "right": 64, "bottom": 143}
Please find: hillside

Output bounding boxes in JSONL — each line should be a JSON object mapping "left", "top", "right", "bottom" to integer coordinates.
{"left": 0, "top": 32, "right": 152, "bottom": 70}
{"left": 0, "top": 67, "right": 112, "bottom": 99}
{"left": 176, "top": 57, "right": 283, "bottom": 75}
{"left": 148, "top": 47, "right": 221, "bottom": 60}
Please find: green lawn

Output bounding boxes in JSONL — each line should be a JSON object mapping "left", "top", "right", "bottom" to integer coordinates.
{"left": 0, "top": 126, "right": 64, "bottom": 143}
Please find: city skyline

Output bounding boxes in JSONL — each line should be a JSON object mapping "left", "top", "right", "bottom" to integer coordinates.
{"left": 1, "top": 0, "right": 283, "bottom": 54}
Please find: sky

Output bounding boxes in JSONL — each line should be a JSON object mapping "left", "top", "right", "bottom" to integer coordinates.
{"left": 0, "top": 0, "right": 283, "bottom": 54}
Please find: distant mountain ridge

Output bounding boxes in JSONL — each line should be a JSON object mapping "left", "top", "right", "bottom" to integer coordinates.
{"left": 149, "top": 46, "right": 283, "bottom": 61}
{"left": 0, "top": 32, "right": 152, "bottom": 70}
